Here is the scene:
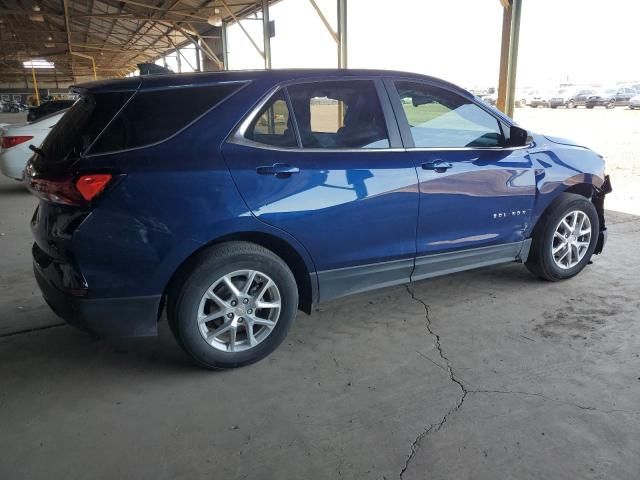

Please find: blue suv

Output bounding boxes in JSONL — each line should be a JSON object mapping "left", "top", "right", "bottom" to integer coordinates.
{"left": 25, "top": 70, "right": 611, "bottom": 368}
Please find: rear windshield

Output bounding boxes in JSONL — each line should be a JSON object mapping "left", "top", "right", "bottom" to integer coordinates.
{"left": 38, "top": 91, "right": 132, "bottom": 165}
{"left": 89, "top": 83, "right": 245, "bottom": 154}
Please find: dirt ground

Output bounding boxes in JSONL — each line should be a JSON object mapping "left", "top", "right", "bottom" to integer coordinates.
{"left": 0, "top": 108, "right": 639, "bottom": 479}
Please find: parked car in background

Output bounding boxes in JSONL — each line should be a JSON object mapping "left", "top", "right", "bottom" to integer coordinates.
{"left": 25, "top": 69, "right": 610, "bottom": 369}
{"left": 529, "top": 91, "right": 550, "bottom": 107}
{"left": 517, "top": 87, "right": 537, "bottom": 106}
{"left": 8, "top": 102, "right": 28, "bottom": 113}
{"left": 586, "top": 87, "right": 637, "bottom": 108}
{"left": 549, "top": 89, "right": 573, "bottom": 108}
{"left": 630, "top": 94, "right": 640, "bottom": 109}
{"left": 550, "top": 88, "right": 597, "bottom": 108}
{"left": 27, "top": 99, "right": 75, "bottom": 122}
{"left": 0, "top": 110, "right": 66, "bottom": 180}
{"left": 481, "top": 91, "right": 497, "bottom": 106}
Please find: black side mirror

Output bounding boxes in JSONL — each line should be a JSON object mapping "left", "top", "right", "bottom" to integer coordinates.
{"left": 508, "top": 125, "right": 530, "bottom": 147}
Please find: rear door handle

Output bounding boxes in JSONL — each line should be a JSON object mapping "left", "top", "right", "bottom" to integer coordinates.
{"left": 421, "top": 160, "right": 453, "bottom": 173}
{"left": 256, "top": 163, "right": 300, "bottom": 178}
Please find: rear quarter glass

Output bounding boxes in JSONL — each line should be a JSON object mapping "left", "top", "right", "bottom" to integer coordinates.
{"left": 89, "top": 83, "right": 246, "bottom": 155}
{"left": 32, "top": 91, "right": 132, "bottom": 174}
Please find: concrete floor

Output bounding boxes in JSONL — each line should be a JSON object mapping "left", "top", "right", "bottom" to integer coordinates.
{"left": 1, "top": 109, "right": 639, "bottom": 479}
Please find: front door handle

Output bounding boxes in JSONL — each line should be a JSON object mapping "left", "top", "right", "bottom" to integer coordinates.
{"left": 421, "top": 160, "right": 453, "bottom": 173}
{"left": 256, "top": 163, "right": 300, "bottom": 178}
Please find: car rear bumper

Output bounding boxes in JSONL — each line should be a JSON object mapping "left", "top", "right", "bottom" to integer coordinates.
{"left": 0, "top": 148, "right": 27, "bottom": 180}
{"left": 34, "top": 259, "right": 161, "bottom": 338}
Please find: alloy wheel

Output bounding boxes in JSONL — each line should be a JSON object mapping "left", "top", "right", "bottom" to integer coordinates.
{"left": 551, "top": 210, "right": 592, "bottom": 270}
{"left": 196, "top": 270, "right": 281, "bottom": 352}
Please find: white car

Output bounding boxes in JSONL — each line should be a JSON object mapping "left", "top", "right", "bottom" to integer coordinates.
{"left": 0, "top": 110, "right": 66, "bottom": 180}
{"left": 630, "top": 94, "right": 640, "bottom": 110}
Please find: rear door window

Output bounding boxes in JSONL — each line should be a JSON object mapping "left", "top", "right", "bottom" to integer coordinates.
{"left": 287, "top": 80, "right": 390, "bottom": 149}
{"left": 90, "top": 83, "right": 244, "bottom": 154}
{"left": 244, "top": 90, "right": 298, "bottom": 148}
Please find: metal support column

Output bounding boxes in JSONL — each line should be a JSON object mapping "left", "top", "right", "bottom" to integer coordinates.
{"left": 496, "top": 0, "right": 522, "bottom": 117}
{"left": 195, "top": 41, "right": 201, "bottom": 71}
{"left": 496, "top": 4, "right": 512, "bottom": 113}
{"left": 221, "top": 22, "right": 229, "bottom": 70}
{"left": 31, "top": 65, "right": 40, "bottom": 106}
{"left": 262, "top": 0, "right": 271, "bottom": 69}
{"left": 505, "top": 0, "right": 522, "bottom": 118}
{"left": 337, "top": 0, "right": 347, "bottom": 68}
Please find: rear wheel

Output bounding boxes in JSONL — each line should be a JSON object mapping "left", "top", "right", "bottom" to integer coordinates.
{"left": 526, "top": 194, "right": 599, "bottom": 281}
{"left": 168, "top": 242, "right": 298, "bottom": 369}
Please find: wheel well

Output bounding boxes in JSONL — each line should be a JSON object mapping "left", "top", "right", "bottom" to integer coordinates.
{"left": 564, "top": 183, "right": 594, "bottom": 199}
{"left": 564, "top": 183, "right": 605, "bottom": 228}
{"left": 160, "top": 232, "right": 314, "bottom": 320}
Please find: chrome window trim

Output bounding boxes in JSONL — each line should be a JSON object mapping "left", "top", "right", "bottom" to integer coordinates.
{"left": 229, "top": 78, "right": 532, "bottom": 153}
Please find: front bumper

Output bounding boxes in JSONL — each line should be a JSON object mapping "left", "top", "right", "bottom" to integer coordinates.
{"left": 593, "top": 175, "right": 612, "bottom": 255}
{"left": 34, "top": 260, "right": 161, "bottom": 338}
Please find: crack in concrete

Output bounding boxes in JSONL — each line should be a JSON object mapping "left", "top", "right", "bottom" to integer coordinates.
{"left": 400, "top": 285, "right": 468, "bottom": 479}
{"left": 0, "top": 323, "right": 66, "bottom": 338}
{"left": 400, "top": 285, "right": 638, "bottom": 479}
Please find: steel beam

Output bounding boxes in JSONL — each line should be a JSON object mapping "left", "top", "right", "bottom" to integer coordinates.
{"left": 496, "top": 3, "right": 512, "bottom": 113}
{"left": 337, "top": 0, "right": 347, "bottom": 68}
{"left": 307, "top": 0, "right": 338, "bottom": 43}
{"left": 221, "top": 22, "right": 229, "bottom": 70}
{"left": 262, "top": 0, "right": 272, "bottom": 69}
{"left": 220, "top": 0, "right": 264, "bottom": 60}
{"left": 496, "top": 0, "right": 522, "bottom": 117}
{"left": 505, "top": 0, "right": 522, "bottom": 118}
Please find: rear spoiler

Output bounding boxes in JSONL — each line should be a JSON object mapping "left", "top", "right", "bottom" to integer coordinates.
{"left": 137, "top": 63, "right": 174, "bottom": 75}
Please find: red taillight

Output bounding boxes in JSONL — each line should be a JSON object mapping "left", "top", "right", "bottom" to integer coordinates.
{"left": 75, "top": 174, "right": 112, "bottom": 201}
{"left": 26, "top": 174, "right": 113, "bottom": 206}
{"left": 1, "top": 135, "right": 34, "bottom": 149}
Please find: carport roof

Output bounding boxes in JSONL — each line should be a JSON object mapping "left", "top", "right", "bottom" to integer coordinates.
{"left": 0, "top": 0, "right": 280, "bottom": 83}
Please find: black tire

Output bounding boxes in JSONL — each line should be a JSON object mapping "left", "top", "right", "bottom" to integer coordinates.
{"left": 550, "top": 105, "right": 557, "bottom": 109}
{"left": 606, "top": 100, "right": 615, "bottom": 109}
{"left": 525, "top": 193, "right": 599, "bottom": 281}
{"left": 586, "top": 105, "right": 594, "bottom": 109}
{"left": 167, "top": 241, "right": 298, "bottom": 369}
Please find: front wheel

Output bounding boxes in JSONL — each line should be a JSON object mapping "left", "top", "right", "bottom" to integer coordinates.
{"left": 168, "top": 242, "right": 298, "bottom": 369}
{"left": 606, "top": 100, "right": 616, "bottom": 109}
{"left": 526, "top": 193, "right": 599, "bottom": 281}
{"left": 567, "top": 100, "right": 576, "bottom": 109}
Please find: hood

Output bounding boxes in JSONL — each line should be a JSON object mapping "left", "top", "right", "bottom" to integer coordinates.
{"left": 543, "top": 135, "right": 589, "bottom": 149}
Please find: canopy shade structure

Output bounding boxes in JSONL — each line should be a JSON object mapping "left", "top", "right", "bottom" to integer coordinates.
{"left": 1, "top": 0, "right": 521, "bottom": 115}
{"left": 0, "top": 0, "right": 281, "bottom": 83}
